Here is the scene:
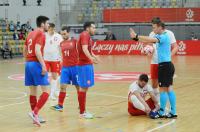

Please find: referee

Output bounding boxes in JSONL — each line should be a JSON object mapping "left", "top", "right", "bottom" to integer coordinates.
{"left": 129, "top": 20, "right": 177, "bottom": 119}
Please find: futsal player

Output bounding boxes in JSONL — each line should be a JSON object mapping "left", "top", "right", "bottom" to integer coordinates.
{"left": 44, "top": 23, "right": 63, "bottom": 100}
{"left": 128, "top": 74, "right": 159, "bottom": 117}
{"left": 129, "top": 20, "right": 177, "bottom": 118}
{"left": 23, "top": 16, "right": 50, "bottom": 126}
{"left": 77, "top": 21, "right": 100, "bottom": 119}
{"left": 51, "top": 26, "right": 80, "bottom": 111}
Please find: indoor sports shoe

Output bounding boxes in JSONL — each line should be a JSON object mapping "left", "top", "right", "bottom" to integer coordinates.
{"left": 149, "top": 111, "right": 160, "bottom": 119}
{"left": 51, "top": 105, "right": 63, "bottom": 112}
{"left": 79, "top": 112, "right": 94, "bottom": 119}
{"left": 28, "top": 112, "right": 41, "bottom": 127}
{"left": 38, "top": 116, "right": 46, "bottom": 123}
{"left": 157, "top": 109, "right": 166, "bottom": 118}
{"left": 165, "top": 113, "right": 178, "bottom": 119}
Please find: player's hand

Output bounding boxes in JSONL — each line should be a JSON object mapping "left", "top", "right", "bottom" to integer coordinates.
{"left": 155, "top": 104, "right": 160, "bottom": 111}
{"left": 145, "top": 106, "right": 151, "bottom": 114}
{"left": 60, "top": 61, "right": 63, "bottom": 67}
{"left": 91, "top": 57, "right": 98, "bottom": 64}
{"left": 129, "top": 28, "right": 136, "bottom": 39}
{"left": 94, "top": 55, "right": 101, "bottom": 63}
{"left": 41, "top": 66, "right": 47, "bottom": 75}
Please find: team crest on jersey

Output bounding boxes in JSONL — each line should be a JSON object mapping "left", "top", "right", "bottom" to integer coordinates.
{"left": 87, "top": 80, "right": 91, "bottom": 85}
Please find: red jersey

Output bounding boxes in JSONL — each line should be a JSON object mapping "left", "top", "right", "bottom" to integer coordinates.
{"left": 77, "top": 31, "right": 93, "bottom": 65}
{"left": 25, "top": 29, "right": 45, "bottom": 62}
{"left": 60, "top": 39, "right": 78, "bottom": 67}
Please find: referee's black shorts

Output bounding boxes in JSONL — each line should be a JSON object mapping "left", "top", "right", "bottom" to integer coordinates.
{"left": 158, "top": 62, "right": 175, "bottom": 87}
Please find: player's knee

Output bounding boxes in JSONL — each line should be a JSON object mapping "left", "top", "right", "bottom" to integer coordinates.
{"left": 79, "top": 88, "right": 88, "bottom": 92}
{"left": 130, "top": 95, "right": 138, "bottom": 103}
{"left": 60, "top": 85, "right": 67, "bottom": 90}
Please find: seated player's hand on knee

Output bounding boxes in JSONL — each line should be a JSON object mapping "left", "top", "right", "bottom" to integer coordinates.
{"left": 144, "top": 105, "right": 151, "bottom": 114}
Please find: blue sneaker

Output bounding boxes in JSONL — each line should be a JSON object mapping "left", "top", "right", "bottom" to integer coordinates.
{"left": 51, "top": 105, "right": 63, "bottom": 112}
{"left": 149, "top": 111, "right": 159, "bottom": 119}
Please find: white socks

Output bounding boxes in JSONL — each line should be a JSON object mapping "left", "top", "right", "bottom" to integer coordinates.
{"left": 50, "top": 79, "right": 57, "bottom": 98}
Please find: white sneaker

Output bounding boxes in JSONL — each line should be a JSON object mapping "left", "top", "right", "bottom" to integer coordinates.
{"left": 28, "top": 112, "right": 41, "bottom": 127}
{"left": 38, "top": 116, "right": 46, "bottom": 123}
{"left": 79, "top": 112, "right": 94, "bottom": 119}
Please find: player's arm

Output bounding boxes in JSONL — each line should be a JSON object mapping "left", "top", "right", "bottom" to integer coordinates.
{"left": 82, "top": 45, "right": 98, "bottom": 64}
{"left": 171, "top": 42, "right": 178, "bottom": 56}
{"left": 91, "top": 51, "right": 101, "bottom": 63}
{"left": 132, "top": 91, "right": 151, "bottom": 113}
{"left": 35, "top": 44, "right": 47, "bottom": 75}
{"left": 149, "top": 91, "right": 160, "bottom": 111}
{"left": 59, "top": 45, "right": 63, "bottom": 65}
{"left": 23, "top": 45, "right": 27, "bottom": 58}
{"left": 129, "top": 28, "right": 159, "bottom": 44}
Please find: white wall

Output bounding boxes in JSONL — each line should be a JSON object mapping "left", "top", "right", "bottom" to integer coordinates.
{"left": 0, "top": 0, "right": 60, "bottom": 28}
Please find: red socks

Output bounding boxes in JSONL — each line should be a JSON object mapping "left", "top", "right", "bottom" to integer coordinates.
{"left": 58, "top": 92, "right": 66, "bottom": 106}
{"left": 33, "top": 92, "right": 49, "bottom": 115}
{"left": 78, "top": 91, "right": 86, "bottom": 114}
{"left": 29, "top": 95, "right": 37, "bottom": 111}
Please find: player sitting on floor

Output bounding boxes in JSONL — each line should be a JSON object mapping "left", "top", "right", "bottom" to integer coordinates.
{"left": 128, "top": 74, "right": 160, "bottom": 119}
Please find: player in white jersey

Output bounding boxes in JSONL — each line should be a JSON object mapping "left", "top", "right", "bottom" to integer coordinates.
{"left": 44, "top": 23, "right": 63, "bottom": 100}
{"left": 128, "top": 74, "right": 159, "bottom": 118}
{"left": 144, "top": 18, "right": 178, "bottom": 102}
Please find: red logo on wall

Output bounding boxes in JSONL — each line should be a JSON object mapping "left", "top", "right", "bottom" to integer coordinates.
{"left": 185, "top": 9, "right": 194, "bottom": 22}
{"left": 177, "top": 41, "right": 186, "bottom": 55}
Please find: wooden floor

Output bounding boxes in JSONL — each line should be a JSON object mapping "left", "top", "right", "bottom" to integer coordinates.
{"left": 0, "top": 55, "right": 200, "bottom": 132}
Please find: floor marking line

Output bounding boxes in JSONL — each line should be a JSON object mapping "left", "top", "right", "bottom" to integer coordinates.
{"left": 146, "top": 119, "right": 176, "bottom": 132}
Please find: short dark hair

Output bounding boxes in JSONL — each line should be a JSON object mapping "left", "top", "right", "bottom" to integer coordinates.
{"left": 151, "top": 17, "right": 165, "bottom": 29}
{"left": 83, "top": 21, "right": 95, "bottom": 30}
{"left": 151, "top": 17, "right": 161, "bottom": 24}
{"left": 139, "top": 74, "right": 149, "bottom": 82}
{"left": 49, "top": 23, "right": 55, "bottom": 28}
{"left": 61, "top": 26, "right": 70, "bottom": 32}
{"left": 36, "top": 16, "right": 49, "bottom": 27}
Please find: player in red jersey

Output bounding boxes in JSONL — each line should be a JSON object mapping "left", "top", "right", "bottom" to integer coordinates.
{"left": 77, "top": 22, "right": 100, "bottom": 119}
{"left": 23, "top": 16, "right": 49, "bottom": 127}
{"left": 51, "top": 26, "right": 80, "bottom": 111}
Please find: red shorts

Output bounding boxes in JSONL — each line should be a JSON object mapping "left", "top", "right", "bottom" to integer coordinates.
{"left": 150, "top": 64, "right": 158, "bottom": 79}
{"left": 45, "top": 61, "right": 61, "bottom": 74}
{"left": 128, "top": 98, "right": 155, "bottom": 116}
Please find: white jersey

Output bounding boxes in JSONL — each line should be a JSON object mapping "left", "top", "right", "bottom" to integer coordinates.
{"left": 129, "top": 81, "right": 153, "bottom": 98}
{"left": 149, "top": 29, "right": 176, "bottom": 64}
{"left": 44, "top": 32, "right": 63, "bottom": 61}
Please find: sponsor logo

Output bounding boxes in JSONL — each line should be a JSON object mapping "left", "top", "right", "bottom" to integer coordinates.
{"left": 185, "top": 9, "right": 194, "bottom": 22}
{"left": 177, "top": 41, "right": 186, "bottom": 55}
